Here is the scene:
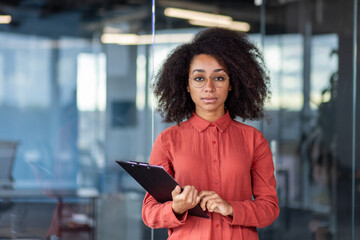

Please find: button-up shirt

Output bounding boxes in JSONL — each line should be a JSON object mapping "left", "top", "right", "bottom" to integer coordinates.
{"left": 142, "top": 111, "right": 279, "bottom": 240}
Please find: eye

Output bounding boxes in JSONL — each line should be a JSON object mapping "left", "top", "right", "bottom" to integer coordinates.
{"left": 194, "top": 77, "right": 205, "bottom": 82}
{"left": 214, "top": 76, "right": 225, "bottom": 81}
{"left": 212, "top": 74, "right": 228, "bottom": 81}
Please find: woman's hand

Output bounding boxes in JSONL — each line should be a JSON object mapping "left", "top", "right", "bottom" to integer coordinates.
{"left": 199, "top": 191, "right": 233, "bottom": 216}
{"left": 171, "top": 185, "right": 200, "bottom": 215}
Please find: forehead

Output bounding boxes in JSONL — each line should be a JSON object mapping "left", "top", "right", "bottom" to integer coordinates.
{"left": 189, "top": 54, "right": 225, "bottom": 71}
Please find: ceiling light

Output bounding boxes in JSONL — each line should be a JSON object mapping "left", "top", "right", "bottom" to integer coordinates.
{"left": 101, "top": 34, "right": 139, "bottom": 45}
{"left": 101, "top": 33, "right": 195, "bottom": 45}
{"left": 164, "top": 7, "right": 232, "bottom": 25}
{"left": 0, "top": 15, "right": 11, "bottom": 24}
{"left": 189, "top": 19, "right": 250, "bottom": 32}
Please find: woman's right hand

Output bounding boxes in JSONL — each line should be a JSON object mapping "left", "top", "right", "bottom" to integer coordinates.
{"left": 171, "top": 185, "right": 200, "bottom": 215}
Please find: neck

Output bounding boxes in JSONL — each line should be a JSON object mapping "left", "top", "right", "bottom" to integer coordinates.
{"left": 195, "top": 109, "right": 225, "bottom": 122}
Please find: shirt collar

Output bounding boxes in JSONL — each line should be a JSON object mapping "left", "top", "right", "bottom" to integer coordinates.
{"left": 189, "top": 111, "right": 232, "bottom": 133}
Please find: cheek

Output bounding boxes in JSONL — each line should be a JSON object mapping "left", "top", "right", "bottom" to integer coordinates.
{"left": 188, "top": 91, "right": 197, "bottom": 102}
{"left": 221, "top": 89, "right": 230, "bottom": 100}
{"left": 188, "top": 86, "right": 199, "bottom": 98}
{"left": 188, "top": 90, "right": 203, "bottom": 106}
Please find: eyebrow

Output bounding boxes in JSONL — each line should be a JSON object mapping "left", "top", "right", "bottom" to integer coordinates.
{"left": 191, "top": 68, "right": 225, "bottom": 74}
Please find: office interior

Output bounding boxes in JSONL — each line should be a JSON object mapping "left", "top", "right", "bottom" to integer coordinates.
{"left": 0, "top": 0, "right": 359, "bottom": 239}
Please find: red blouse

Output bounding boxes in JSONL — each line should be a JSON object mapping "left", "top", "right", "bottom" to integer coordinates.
{"left": 142, "top": 111, "right": 279, "bottom": 240}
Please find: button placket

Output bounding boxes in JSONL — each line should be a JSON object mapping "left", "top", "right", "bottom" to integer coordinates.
{"left": 210, "top": 126, "right": 221, "bottom": 188}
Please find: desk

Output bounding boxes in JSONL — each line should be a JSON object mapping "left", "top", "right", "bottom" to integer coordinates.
{"left": 0, "top": 188, "right": 98, "bottom": 240}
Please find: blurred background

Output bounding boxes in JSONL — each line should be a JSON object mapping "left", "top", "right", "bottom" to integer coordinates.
{"left": 0, "top": 0, "right": 359, "bottom": 239}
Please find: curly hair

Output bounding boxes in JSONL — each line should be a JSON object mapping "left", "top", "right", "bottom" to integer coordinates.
{"left": 153, "top": 27, "right": 270, "bottom": 123}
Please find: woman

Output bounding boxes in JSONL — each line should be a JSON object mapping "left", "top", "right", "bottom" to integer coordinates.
{"left": 142, "top": 27, "right": 279, "bottom": 240}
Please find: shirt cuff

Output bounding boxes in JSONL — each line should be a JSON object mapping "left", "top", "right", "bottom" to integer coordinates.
{"left": 164, "top": 201, "right": 188, "bottom": 225}
{"left": 222, "top": 201, "right": 240, "bottom": 225}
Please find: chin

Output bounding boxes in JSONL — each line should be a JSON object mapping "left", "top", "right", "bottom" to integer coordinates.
{"left": 202, "top": 106, "right": 222, "bottom": 112}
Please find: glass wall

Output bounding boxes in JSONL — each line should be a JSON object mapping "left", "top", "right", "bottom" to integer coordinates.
{"left": 0, "top": 0, "right": 358, "bottom": 240}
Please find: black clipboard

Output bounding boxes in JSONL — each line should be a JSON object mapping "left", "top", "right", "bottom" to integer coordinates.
{"left": 116, "top": 160, "right": 210, "bottom": 219}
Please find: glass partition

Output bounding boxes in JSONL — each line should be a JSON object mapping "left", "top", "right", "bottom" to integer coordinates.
{"left": 260, "top": 1, "right": 359, "bottom": 240}
{"left": 0, "top": 1, "right": 358, "bottom": 240}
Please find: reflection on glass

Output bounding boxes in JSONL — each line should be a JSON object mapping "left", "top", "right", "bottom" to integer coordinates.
{"left": 0, "top": 0, "right": 357, "bottom": 239}
{"left": 264, "top": 34, "right": 304, "bottom": 111}
{"left": 77, "top": 53, "right": 106, "bottom": 112}
{"left": 77, "top": 52, "right": 106, "bottom": 187}
{"left": 136, "top": 46, "right": 147, "bottom": 111}
{"left": 310, "top": 34, "right": 338, "bottom": 109}
{"left": 0, "top": 33, "right": 51, "bottom": 109}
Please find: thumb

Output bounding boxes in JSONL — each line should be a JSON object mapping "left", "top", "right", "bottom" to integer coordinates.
{"left": 171, "top": 185, "right": 181, "bottom": 199}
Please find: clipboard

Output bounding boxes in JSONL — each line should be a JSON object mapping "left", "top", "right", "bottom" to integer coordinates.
{"left": 116, "top": 160, "right": 210, "bottom": 219}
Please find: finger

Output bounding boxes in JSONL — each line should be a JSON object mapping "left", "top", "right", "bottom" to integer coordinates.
{"left": 175, "top": 185, "right": 182, "bottom": 195}
{"left": 192, "top": 189, "right": 198, "bottom": 204}
{"left": 199, "top": 194, "right": 215, "bottom": 207}
{"left": 199, "top": 192, "right": 212, "bottom": 210}
{"left": 206, "top": 199, "right": 213, "bottom": 212}
{"left": 200, "top": 198, "right": 206, "bottom": 211}
{"left": 182, "top": 185, "right": 193, "bottom": 197}
{"left": 207, "top": 200, "right": 223, "bottom": 213}
{"left": 196, "top": 195, "right": 201, "bottom": 205}
{"left": 200, "top": 193, "right": 216, "bottom": 210}
{"left": 190, "top": 186, "right": 198, "bottom": 204}
{"left": 187, "top": 186, "right": 198, "bottom": 199}
{"left": 183, "top": 187, "right": 195, "bottom": 207}
{"left": 171, "top": 185, "right": 181, "bottom": 199}
{"left": 182, "top": 186, "right": 197, "bottom": 203}
{"left": 177, "top": 186, "right": 189, "bottom": 200}
{"left": 199, "top": 190, "right": 215, "bottom": 199}
{"left": 207, "top": 200, "right": 220, "bottom": 212}
{"left": 208, "top": 200, "right": 230, "bottom": 215}
{"left": 201, "top": 193, "right": 220, "bottom": 204}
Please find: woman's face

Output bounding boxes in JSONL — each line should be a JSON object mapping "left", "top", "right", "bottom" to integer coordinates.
{"left": 187, "top": 54, "right": 231, "bottom": 120}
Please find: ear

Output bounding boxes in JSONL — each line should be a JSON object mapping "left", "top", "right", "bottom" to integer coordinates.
{"left": 187, "top": 86, "right": 190, "bottom": 92}
{"left": 229, "top": 86, "right": 232, "bottom": 91}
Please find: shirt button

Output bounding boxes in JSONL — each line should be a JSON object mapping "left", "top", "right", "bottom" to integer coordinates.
{"left": 212, "top": 141, "right": 216, "bottom": 144}
{"left": 215, "top": 180, "right": 218, "bottom": 184}
{"left": 216, "top": 223, "right": 220, "bottom": 228}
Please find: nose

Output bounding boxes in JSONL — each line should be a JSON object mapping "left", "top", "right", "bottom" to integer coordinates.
{"left": 203, "top": 77, "right": 215, "bottom": 92}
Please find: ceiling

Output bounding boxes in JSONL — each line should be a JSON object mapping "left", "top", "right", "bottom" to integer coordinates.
{"left": 0, "top": 0, "right": 345, "bottom": 39}
{"left": 0, "top": 0, "right": 274, "bottom": 38}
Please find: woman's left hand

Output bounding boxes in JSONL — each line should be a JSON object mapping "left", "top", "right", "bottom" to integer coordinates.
{"left": 199, "top": 191, "right": 233, "bottom": 216}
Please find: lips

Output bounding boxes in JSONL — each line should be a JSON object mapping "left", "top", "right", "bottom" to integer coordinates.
{"left": 202, "top": 97, "right": 217, "bottom": 103}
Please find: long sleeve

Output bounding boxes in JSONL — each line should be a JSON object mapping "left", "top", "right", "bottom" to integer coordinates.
{"left": 142, "top": 133, "right": 188, "bottom": 229}
{"left": 223, "top": 131, "right": 279, "bottom": 228}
